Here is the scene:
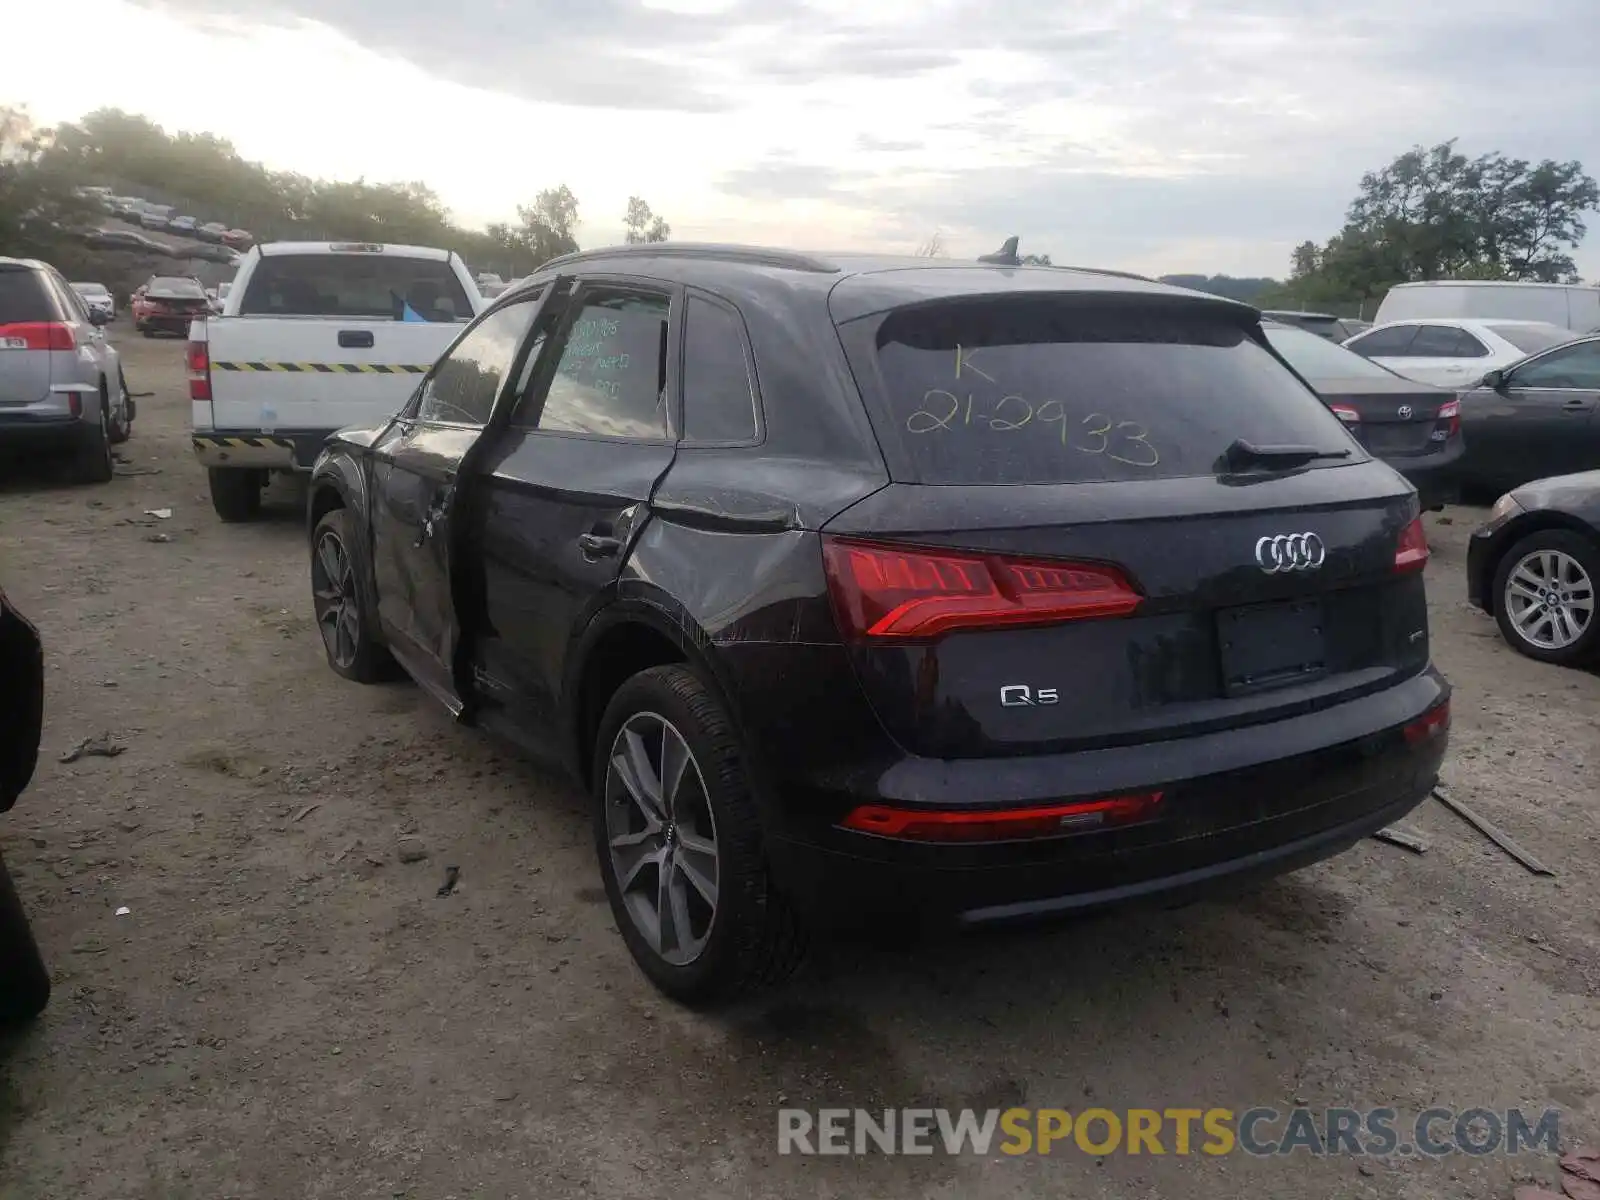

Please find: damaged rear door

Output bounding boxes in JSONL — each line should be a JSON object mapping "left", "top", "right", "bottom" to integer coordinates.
{"left": 468, "top": 278, "right": 680, "bottom": 757}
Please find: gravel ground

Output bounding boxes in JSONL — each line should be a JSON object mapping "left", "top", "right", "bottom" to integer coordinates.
{"left": 1, "top": 327, "right": 1597, "bottom": 1200}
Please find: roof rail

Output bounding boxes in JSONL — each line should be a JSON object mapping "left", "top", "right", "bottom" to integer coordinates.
{"left": 538, "top": 242, "right": 841, "bottom": 274}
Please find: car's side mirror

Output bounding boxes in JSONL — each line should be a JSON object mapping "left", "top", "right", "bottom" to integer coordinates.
{"left": 1480, "top": 368, "right": 1508, "bottom": 390}
{"left": 88, "top": 308, "right": 111, "bottom": 326}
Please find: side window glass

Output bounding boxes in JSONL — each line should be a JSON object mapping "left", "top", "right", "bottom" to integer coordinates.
{"left": 1412, "top": 325, "right": 1485, "bottom": 358}
{"left": 1348, "top": 325, "right": 1418, "bottom": 357}
{"left": 1514, "top": 342, "right": 1600, "bottom": 390}
{"left": 682, "top": 295, "right": 759, "bottom": 443}
{"left": 532, "top": 289, "right": 670, "bottom": 440}
{"left": 415, "top": 299, "right": 538, "bottom": 426}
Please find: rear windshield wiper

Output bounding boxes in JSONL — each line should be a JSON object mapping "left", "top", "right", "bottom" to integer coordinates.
{"left": 1222, "top": 438, "right": 1352, "bottom": 470}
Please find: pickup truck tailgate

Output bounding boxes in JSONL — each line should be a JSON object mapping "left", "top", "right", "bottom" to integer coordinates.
{"left": 206, "top": 317, "right": 455, "bottom": 432}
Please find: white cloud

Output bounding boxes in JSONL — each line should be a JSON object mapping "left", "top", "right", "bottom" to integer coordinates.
{"left": 6, "top": 0, "right": 1598, "bottom": 278}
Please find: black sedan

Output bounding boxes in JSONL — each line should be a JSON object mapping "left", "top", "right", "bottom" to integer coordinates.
{"left": 1466, "top": 470, "right": 1599, "bottom": 665}
{"left": 1262, "top": 321, "right": 1463, "bottom": 509}
{"left": 306, "top": 245, "right": 1449, "bottom": 1003}
{"left": 1, "top": 583, "right": 50, "bottom": 1022}
{"left": 1450, "top": 332, "right": 1600, "bottom": 499}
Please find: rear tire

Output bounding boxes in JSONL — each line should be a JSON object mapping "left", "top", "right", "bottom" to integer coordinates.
{"left": 71, "top": 400, "right": 114, "bottom": 485}
{"left": 108, "top": 369, "right": 132, "bottom": 444}
{"left": 208, "top": 468, "right": 262, "bottom": 522}
{"left": 0, "top": 849, "right": 51, "bottom": 1024}
{"left": 592, "top": 664, "right": 805, "bottom": 1005}
{"left": 1493, "top": 529, "right": 1600, "bottom": 666}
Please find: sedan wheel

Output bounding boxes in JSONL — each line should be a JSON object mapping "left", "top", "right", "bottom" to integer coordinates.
{"left": 1494, "top": 530, "right": 1600, "bottom": 666}
{"left": 604, "top": 711, "right": 720, "bottom": 967}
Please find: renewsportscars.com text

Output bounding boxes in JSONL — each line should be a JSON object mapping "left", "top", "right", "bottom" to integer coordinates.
{"left": 778, "top": 1106, "right": 1560, "bottom": 1158}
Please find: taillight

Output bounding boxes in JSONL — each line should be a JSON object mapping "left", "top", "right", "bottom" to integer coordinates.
{"left": 841, "top": 792, "right": 1165, "bottom": 842}
{"left": 1402, "top": 699, "right": 1450, "bottom": 745}
{"left": 821, "top": 537, "right": 1142, "bottom": 640}
{"left": 1329, "top": 403, "right": 1360, "bottom": 424}
{"left": 1435, "top": 399, "right": 1461, "bottom": 439}
{"left": 187, "top": 339, "right": 212, "bottom": 402}
{"left": 0, "top": 321, "right": 75, "bottom": 351}
{"left": 1394, "top": 516, "right": 1429, "bottom": 573}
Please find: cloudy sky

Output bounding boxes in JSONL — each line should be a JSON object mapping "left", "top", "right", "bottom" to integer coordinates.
{"left": 8, "top": 0, "right": 1599, "bottom": 278}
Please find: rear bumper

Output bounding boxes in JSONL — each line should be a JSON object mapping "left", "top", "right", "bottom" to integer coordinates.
{"left": 192, "top": 429, "right": 338, "bottom": 470}
{"left": 0, "top": 413, "right": 92, "bottom": 451}
{"left": 760, "top": 668, "right": 1450, "bottom": 928}
{"left": 1387, "top": 442, "right": 1464, "bottom": 510}
{"left": 137, "top": 315, "right": 197, "bottom": 334}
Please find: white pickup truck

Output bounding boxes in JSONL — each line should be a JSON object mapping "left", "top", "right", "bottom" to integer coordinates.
{"left": 188, "top": 241, "right": 482, "bottom": 521}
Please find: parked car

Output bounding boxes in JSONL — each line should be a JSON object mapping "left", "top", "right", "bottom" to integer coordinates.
{"left": 1466, "top": 471, "right": 1599, "bottom": 665}
{"left": 198, "top": 221, "right": 229, "bottom": 243}
{"left": 1444, "top": 332, "right": 1600, "bottom": 499}
{"left": 169, "top": 215, "right": 199, "bottom": 236}
{"left": 110, "top": 196, "right": 143, "bottom": 220}
{"left": 222, "top": 229, "right": 254, "bottom": 251}
{"left": 192, "top": 243, "right": 240, "bottom": 265}
{"left": 1, "top": 256, "right": 133, "bottom": 481}
{"left": 1262, "top": 320, "right": 1462, "bottom": 509}
{"left": 1376, "top": 281, "right": 1600, "bottom": 333}
{"left": 138, "top": 204, "right": 175, "bottom": 231}
{"left": 1342, "top": 318, "right": 1573, "bottom": 387}
{"left": 132, "top": 275, "right": 210, "bottom": 337}
{"left": 305, "top": 243, "right": 1451, "bottom": 1002}
{"left": 84, "top": 227, "right": 165, "bottom": 254}
{"left": 1261, "top": 310, "right": 1368, "bottom": 342}
{"left": 0, "top": 582, "right": 50, "bottom": 1023}
{"left": 191, "top": 241, "right": 482, "bottom": 520}
{"left": 70, "top": 280, "right": 116, "bottom": 321}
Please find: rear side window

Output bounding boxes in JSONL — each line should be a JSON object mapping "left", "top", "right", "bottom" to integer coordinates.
{"left": 1411, "top": 325, "right": 1487, "bottom": 357}
{"left": 0, "top": 268, "right": 57, "bottom": 325}
{"left": 1346, "top": 325, "right": 1418, "bottom": 357}
{"left": 239, "top": 254, "right": 472, "bottom": 322}
{"left": 531, "top": 288, "right": 670, "bottom": 440}
{"left": 681, "top": 295, "right": 759, "bottom": 443}
{"left": 864, "top": 302, "right": 1354, "bottom": 485}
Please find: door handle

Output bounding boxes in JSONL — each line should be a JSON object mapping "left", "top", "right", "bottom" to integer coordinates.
{"left": 577, "top": 532, "right": 622, "bottom": 559}
{"left": 338, "top": 329, "right": 376, "bottom": 349}
{"left": 1562, "top": 398, "right": 1589, "bottom": 410}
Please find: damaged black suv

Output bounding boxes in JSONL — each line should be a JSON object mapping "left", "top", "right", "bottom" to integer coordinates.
{"left": 307, "top": 243, "right": 1450, "bottom": 1003}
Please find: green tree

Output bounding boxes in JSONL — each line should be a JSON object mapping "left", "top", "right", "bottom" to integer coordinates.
{"left": 623, "top": 195, "right": 670, "bottom": 244}
{"left": 0, "top": 105, "right": 93, "bottom": 262}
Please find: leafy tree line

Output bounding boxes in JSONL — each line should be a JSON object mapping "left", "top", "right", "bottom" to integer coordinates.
{"left": 0, "top": 106, "right": 671, "bottom": 279}
{"left": 1254, "top": 140, "right": 1598, "bottom": 313}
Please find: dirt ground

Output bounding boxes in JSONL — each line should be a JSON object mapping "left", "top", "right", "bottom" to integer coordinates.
{"left": 1, "top": 327, "right": 1597, "bottom": 1200}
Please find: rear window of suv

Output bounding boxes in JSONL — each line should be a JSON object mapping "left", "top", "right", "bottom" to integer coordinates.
{"left": 0, "top": 267, "right": 55, "bottom": 325}
{"left": 865, "top": 300, "right": 1356, "bottom": 484}
{"left": 239, "top": 254, "right": 472, "bottom": 322}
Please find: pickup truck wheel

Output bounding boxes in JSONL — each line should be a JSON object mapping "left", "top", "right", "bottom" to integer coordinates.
{"left": 208, "top": 468, "right": 262, "bottom": 522}
{"left": 108, "top": 369, "right": 132, "bottom": 444}
{"left": 0, "top": 848, "right": 51, "bottom": 1024}
{"left": 311, "top": 508, "right": 396, "bottom": 683}
{"left": 592, "top": 665, "right": 805, "bottom": 1005}
{"left": 71, "top": 400, "right": 114, "bottom": 485}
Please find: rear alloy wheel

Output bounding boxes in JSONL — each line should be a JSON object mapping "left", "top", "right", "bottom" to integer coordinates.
{"left": 208, "top": 468, "right": 262, "bottom": 522}
{"left": 1494, "top": 530, "right": 1599, "bottom": 665}
{"left": 72, "top": 399, "right": 114, "bottom": 484}
{"left": 310, "top": 508, "right": 394, "bottom": 683}
{"left": 593, "top": 665, "right": 804, "bottom": 1005}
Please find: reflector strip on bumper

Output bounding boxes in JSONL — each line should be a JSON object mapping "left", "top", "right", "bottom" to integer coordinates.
{"left": 211, "top": 361, "right": 429, "bottom": 374}
{"left": 193, "top": 435, "right": 295, "bottom": 450}
{"left": 191, "top": 433, "right": 300, "bottom": 469}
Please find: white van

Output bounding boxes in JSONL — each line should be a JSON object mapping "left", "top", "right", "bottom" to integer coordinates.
{"left": 1374, "top": 281, "right": 1600, "bottom": 332}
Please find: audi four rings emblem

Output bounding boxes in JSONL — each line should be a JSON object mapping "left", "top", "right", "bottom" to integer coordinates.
{"left": 1396, "top": 404, "right": 1414, "bottom": 419}
{"left": 1255, "top": 532, "right": 1326, "bottom": 573}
